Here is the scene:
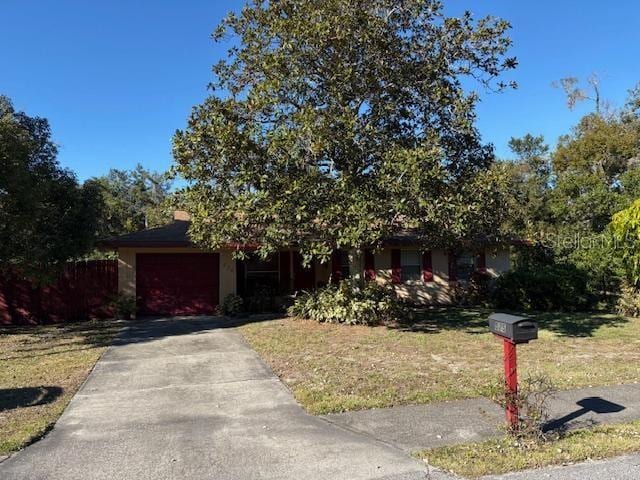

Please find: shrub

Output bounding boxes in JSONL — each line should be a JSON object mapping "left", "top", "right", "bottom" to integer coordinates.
{"left": 245, "top": 284, "right": 278, "bottom": 313}
{"left": 221, "top": 294, "right": 244, "bottom": 316}
{"left": 616, "top": 282, "right": 640, "bottom": 317}
{"left": 288, "top": 280, "right": 407, "bottom": 325}
{"left": 451, "top": 271, "right": 493, "bottom": 307}
{"left": 492, "top": 263, "right": 594, "bottom": 311}
{"left": 109, "top": 294, "right": 137, "bottom": 319}
{"left": 489, "top": 373, "right": 556, "bottom": 442}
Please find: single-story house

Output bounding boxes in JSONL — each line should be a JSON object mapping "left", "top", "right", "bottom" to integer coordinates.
{"left": 103, "top": 211, "right": 510, "bottom": 316}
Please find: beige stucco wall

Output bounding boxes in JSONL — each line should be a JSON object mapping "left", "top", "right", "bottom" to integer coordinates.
{"left": 219, "top": 250, "right": 236, "bottom": 299}
{"left": 486, "top": 248, "right": 510, "bottom": 277}
{"left": 117, "top": 247, "right": 236, "bottom": 303}
{"left": 118, "top": 248, "right": 137, "bottom": 298}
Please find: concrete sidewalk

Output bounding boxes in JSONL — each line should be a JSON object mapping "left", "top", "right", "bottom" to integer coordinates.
{"left": 0, "top": 316, "right": 428, "bottom": 480}
{"left": 322, "top": 383, "right": 640, "bottom": 453}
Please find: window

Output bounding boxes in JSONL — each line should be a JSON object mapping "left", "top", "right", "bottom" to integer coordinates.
{"left": 245, "top": 255, "right": 279, "bottom": 294}
{"left": 455, "top": 252, "right": 476, "bottom": 281}
{"left": 400, "top": 250, "right": 421, "bottom": 283}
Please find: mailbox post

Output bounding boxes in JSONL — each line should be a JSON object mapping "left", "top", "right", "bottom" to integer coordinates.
{"left": 488, "top": 313, "right": 538, "bottom": 430}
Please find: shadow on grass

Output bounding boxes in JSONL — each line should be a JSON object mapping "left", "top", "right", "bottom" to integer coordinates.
{"left": 0, "top": 320, "right": 123, "bottom": 361}
{"left": 0, "top": 386, "right": 63, "bottom": 411}
{"left": 534, "top": 312, "right": 628, "bottom": 337}
{"left": 390, "top": 307, "right": 628, "bottom": 337}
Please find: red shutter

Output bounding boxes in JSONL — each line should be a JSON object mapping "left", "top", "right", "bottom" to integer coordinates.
{"left": 476, "top": 251, "right": 487, "bottom": 274}
{"left": 422, "top": 251, "right": 433, "bottom": 282}
{"left": 448, "top": 252, "right": 457, "bottom": 282}
{"left": 364, "top": 249, "right": 375, "bottom": 281}
{"left": 331, "top": 250, "right": 342, "bottom": 284}
{"left": 391, "top": 249, "right": 401, "bottom": 284}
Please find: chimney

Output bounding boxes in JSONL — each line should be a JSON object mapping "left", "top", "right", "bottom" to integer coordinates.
{"left": 173, "top": 210, "right": 191, "bottom": 221}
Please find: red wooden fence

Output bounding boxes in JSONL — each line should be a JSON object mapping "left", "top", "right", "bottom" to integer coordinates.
{"left": 0, "top": 260, "right": 118, "bottom": 325}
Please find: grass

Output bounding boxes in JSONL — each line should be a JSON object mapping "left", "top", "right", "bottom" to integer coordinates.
{"left": 0, "top": 320, "right": 121, "bottom": 455}
{"left": 416, "top": 420, "right": 640, "bottom": 477}
{"left": 239, "top": 308, "right": 640, "bottom": 414}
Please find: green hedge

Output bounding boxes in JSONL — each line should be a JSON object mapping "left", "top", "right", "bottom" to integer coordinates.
{"left": 492, "top": 264, "right": 595, "bottom": 311}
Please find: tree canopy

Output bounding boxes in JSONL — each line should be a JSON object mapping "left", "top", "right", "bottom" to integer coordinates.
{"left": 0, "top": 95, "right": 101, "bottom": 280}
{"left": 86, "top": 164, "right": 172, "bottom": 238}
{"left": 173, "top": 0, "right": 517, "bottom": 260}
{"left": 501, "top": 81, "right": 640, "bottom": 301}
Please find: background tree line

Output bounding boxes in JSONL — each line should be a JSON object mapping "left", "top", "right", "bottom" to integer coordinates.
{"left": 495, "top": 78, "right": 640, "bottom": 311}
{"left": 0, "top": 94, "right": 172, "bottom": 281}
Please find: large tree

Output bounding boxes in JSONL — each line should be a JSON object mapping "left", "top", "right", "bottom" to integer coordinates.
{"left": 87, "top": 164, "right": 172, "bottom": 237}
{"left": 501, "top": 134, "right": 552, "bottom": 236}
{"left": 0, "top": 95, "right": 102, "bottom": 280}
{"left": 173, "top": 0, "right": 517, "bottom": 260}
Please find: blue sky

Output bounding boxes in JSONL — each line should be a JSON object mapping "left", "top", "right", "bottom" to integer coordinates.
{"left": 1, "top": 1, "right": 639, "bottom": 182}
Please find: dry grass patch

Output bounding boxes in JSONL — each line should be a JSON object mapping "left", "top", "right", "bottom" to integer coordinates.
{"left": 417, "top": 420, "right": 640, "bottom": 477}
{"left": 239, "top": 309, "right": 640, "bottom": 414}
{"left": 0, "top": 320, "right": 121, "bottom": 455}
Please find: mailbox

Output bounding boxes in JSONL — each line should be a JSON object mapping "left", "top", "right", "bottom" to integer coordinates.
{"left": 489, "top": 313, "right": 538, "bottom": 344}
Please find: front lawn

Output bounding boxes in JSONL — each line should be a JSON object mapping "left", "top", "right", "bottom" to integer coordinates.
{"left": 0, "top": 320, "right": 121, "bottom": 455}
{"left": 239, "top": 309, "right": 640, "bottom": 415}
{"left": 417, "top": 420, "right": 640, "bottom": 477}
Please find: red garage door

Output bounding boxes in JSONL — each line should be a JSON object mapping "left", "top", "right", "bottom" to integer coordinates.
{"left": 136, "top": 253, "right": 219, "bottom": 316}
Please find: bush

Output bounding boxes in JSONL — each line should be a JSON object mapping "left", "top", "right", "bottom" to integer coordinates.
{"left": 492, "top": 263, "right": 594, "bottom": 311}
{"left": 288, "top": 280, "right": 407, "bottom": 325}
{"left": 451, "top": 271, "right": 493, "bottom": 307}
{"left": 109, "top": 294, "right": 137, "bottom": 319}
{"left": 489, "top": 373, "right": 556, "bottom": 441}
{"left": 221, "top": 294, "right": 244, "bottom": 316}
{"left": 616, "top": 282, "right": 640, "bottom": 317}
{"left": 245, "top": 284, "right": 278, "bottom": 313}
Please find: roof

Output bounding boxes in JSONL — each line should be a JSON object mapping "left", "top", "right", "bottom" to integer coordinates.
{"left": 101, "top": 221, "right": 192, "bottom": 248}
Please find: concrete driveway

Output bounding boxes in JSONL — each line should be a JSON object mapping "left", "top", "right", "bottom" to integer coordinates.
{"left": 0, "top": 317, "right": 428, "bottom": 480}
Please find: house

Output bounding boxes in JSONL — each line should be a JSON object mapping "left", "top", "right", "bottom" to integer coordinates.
{"left": 103, "top": 211, "right": 510, "bottom": 316}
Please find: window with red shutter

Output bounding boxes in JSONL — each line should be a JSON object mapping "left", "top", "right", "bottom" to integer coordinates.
{"left": 422, "top": 251, "right": 433, "bottom": 282}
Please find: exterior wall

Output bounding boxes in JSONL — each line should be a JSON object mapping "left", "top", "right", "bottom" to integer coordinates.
{"left": 118, "top": 245, "right": 511, "bottom": 310}
{"left": 118, "top": 248, "right": 137, "bottom": 298}
{"left": 219, "top": 250, "right": 236, "bottom": 299}
{"left": 352, "top": 247, "right": 511, "bottom": 305}
{"left": 117, "top": 247, "right": 235, "bottom": 305}
{"left": 486, "top": 248, "right": 510, "bottom": 277}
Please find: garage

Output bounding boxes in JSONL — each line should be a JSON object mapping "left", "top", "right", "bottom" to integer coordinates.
{"left": 136, "top": 253, "right": 220, "bottom": 316}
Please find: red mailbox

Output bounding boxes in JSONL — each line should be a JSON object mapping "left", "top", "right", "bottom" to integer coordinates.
{"left": 489, "top": 313, "right": 538, "bottom": 430}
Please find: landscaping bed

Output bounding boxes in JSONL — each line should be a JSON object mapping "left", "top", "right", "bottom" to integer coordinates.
{"left": 0, "top": 320, "right": 121, "bottom": 455}
{"left": 239, "top": 308, "right": 640, "bottom": 415}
